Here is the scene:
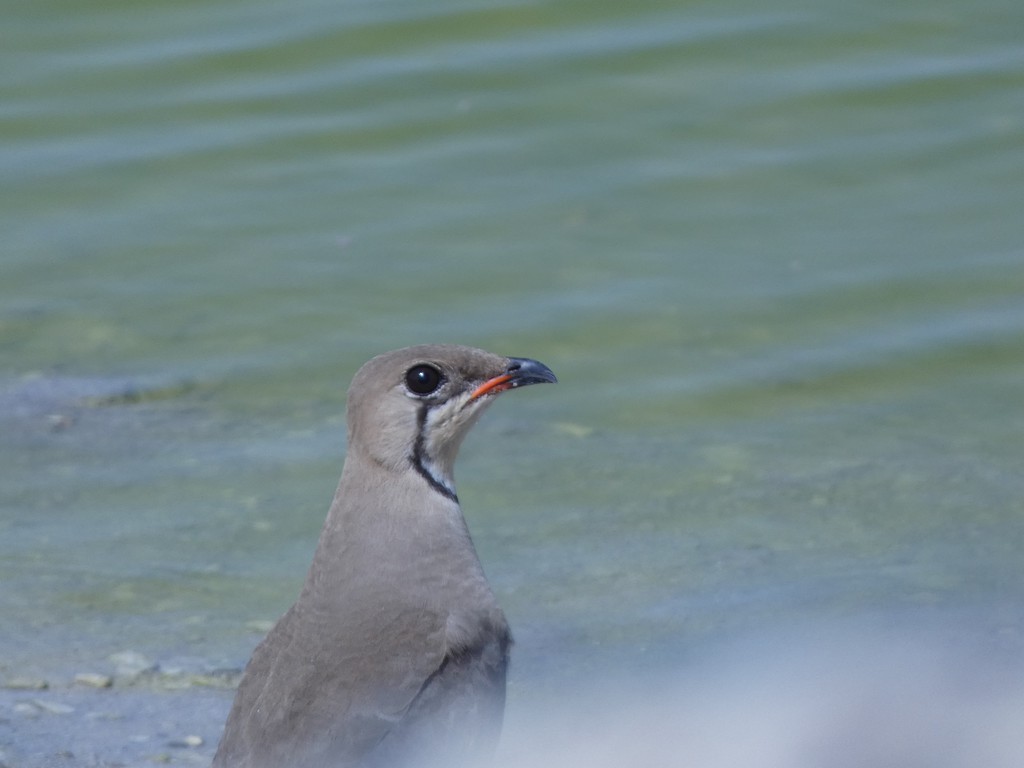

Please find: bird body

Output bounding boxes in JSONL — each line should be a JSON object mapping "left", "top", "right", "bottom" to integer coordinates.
{"left": 214, "top": 345, "right": 555, "bottom": 768}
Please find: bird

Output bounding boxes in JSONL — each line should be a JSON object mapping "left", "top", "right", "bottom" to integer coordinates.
{"left": 213, "top": 344, "right": 557, "bottom": 768}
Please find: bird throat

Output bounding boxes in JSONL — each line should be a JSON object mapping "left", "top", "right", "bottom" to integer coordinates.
{"left": 410, "top": 403, "right": 459, "bottom": 504}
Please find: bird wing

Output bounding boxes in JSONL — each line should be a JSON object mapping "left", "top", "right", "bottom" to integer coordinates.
{"left": 215, "top": 598, "right": 450, "bottom": 768}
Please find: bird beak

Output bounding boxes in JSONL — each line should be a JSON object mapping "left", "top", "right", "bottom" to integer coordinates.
{"left": 470, "top": 357, "right": 557, "bottom": 400}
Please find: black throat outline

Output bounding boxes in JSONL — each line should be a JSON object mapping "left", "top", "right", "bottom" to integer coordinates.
{"left": 410, "top": 403, "right": 459, "bottom": 504}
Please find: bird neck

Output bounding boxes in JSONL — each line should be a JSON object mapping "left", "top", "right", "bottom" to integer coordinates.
{"left": 324, "top": 450, "right": 468, "bottom": 546}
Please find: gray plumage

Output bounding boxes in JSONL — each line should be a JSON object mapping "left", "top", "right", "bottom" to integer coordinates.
{"left": 213, "top": 345, "right": 556, "bottom": 768}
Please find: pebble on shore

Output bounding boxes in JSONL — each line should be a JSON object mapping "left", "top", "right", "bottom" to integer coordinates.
{"left": 168, "top": 735, "right": 204, "bottom": 748}
{"left": 33, "top": 699, "right": 75, "bottom": 715}
{"left": 2, "top": 677, "right": 49, "bottom": 691}
{"left": 74, "top": 672, "right": 114, "bottom": 688}
{"left": 109, "top": 649, "right": 158, "bottom": 681}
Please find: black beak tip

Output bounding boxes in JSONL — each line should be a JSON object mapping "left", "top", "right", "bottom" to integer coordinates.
{"left": 506, "top": 357, "right": 558, "bottom": 387}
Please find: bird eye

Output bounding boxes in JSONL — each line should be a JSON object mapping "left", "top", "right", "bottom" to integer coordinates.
{"left": 405, "top": 364, "right": 443, "bottom": 396}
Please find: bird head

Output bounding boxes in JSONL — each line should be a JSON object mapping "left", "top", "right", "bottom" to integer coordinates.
{"left": 345, "top": 345, "right": 556, "bottom": 498}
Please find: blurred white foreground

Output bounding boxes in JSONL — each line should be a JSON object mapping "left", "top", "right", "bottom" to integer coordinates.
{"left": 497, "top": 622, "right": 1024, "bottom": 768}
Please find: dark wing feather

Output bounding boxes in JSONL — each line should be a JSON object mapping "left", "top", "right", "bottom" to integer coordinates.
{"left": 365, "top": 625, "right": 510, "bottom": 768}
